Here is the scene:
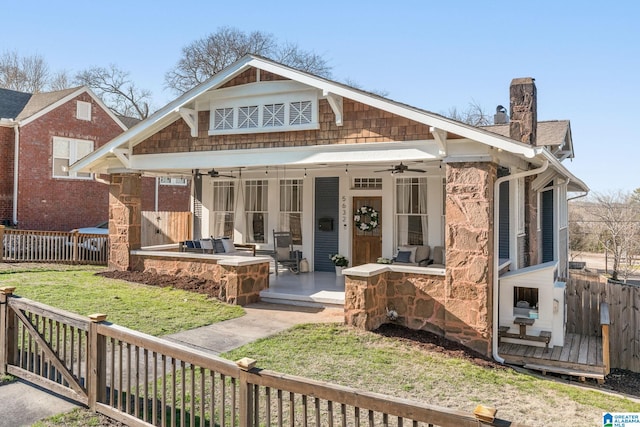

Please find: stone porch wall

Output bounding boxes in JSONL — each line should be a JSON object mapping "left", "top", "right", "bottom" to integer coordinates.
{"left": 130, "top": 252, "right": 270, "bottom": 306}
{"left": 344, "top": 265, "right": 447, "bottom": 339}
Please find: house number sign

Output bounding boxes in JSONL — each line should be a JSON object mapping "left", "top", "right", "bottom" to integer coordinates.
{"left": 341, "top": 196, "right": 347, "bottom": 226}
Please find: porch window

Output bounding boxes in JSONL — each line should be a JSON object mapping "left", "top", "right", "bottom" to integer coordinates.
{"left": 396, "top": 177, "right": 428, "bottom": 246}
{"left": 52, "top": 137, "right": 93, "bottom": 179}
{"left": 212, "top": 181, "right": 235, "bottom": 237}
{"left": 280, "top": 179, "right": 303, "bottom": 245}
{"left": 245, "top": 180, "right": 268, "bottom": 243}
{"left": 516, "top": 177, "right": 525, "bottom": 235}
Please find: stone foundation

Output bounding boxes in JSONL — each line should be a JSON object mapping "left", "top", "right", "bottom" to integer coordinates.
{"left": 130, "top": 251, "right": 270, "bottom": 306}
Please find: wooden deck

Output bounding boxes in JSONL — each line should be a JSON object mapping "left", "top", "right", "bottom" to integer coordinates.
{"left": 499, "top": 332, "right": 606, "bottom": 379}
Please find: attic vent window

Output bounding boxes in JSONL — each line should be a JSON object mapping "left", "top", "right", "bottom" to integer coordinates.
{"left": 214, "top": 108, "right": 234, "bottom": 130}
{"left": 263, "top": 104, "right": 285, "bottom": 127}
{"left": 289, "top": 101, "right": 312, "bottom": 125}
{"left": 208, "top": 91, "right": 318, "bottom": 135}
{"left": 76, "top": 101, "right": 92, "bottom": 121}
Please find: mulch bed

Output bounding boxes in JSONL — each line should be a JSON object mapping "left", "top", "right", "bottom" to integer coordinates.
{"left": 96, "top": 270, "right": 640, "bottom": 398}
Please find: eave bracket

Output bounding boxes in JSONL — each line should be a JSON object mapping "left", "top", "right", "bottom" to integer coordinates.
{"left": 324, "top": 90, "right": 343, "bottom": 126}
{"left": 430, "top": 126, "right": 448, "bottom": 155}
{"left": 179, "top": 107, "right": 198, "bottom": 137}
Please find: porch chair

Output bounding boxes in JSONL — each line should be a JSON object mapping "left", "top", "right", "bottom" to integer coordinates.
{"left": 272, "top": 230, "right": 300, "bottom": 275}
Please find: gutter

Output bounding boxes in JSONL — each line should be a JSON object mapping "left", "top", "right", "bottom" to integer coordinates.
{"left": 492, "top": 159, "right": 549, "bottom": 364}
{"left": 13, "top": 122, "right": 19, "bottom": 225}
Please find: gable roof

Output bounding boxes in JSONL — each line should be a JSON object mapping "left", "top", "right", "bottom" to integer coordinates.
{"left": 116, "top": 114, "right": 142, "bottom": 129}
{"left": 15, "top": 87, "right": 81, "bottom": 121}
{"left": 0, "top": 88, "right": 32, "bottom": 119}
{"left": 483, "top": 120, "right": 574, "bottom": 160}
{"left": 71, "top": 54, "right": 587, "bottom": 192}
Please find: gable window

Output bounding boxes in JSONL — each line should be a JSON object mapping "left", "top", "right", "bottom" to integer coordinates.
{"left": 76, "top": 101, "right": 92, "bottom": 121}
{"left": 280, "top": 179, "right": 303, "bottom": 245}
{"left": 396, "top": 177, "right": 428, "bottom": 246}
{"left": 212, "top": 181, "right": 235, "bottom": 238}
{"left": 245, "top": 180, "right": 268, "bottom": 243}
{"left": 52, "top": 137, "right": 93, "bottom": 179}
{"left": 209, "top": 91, "right": 318, "bottom": 135}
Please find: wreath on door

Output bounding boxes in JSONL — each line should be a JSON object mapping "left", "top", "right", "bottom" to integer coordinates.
{"left": 354, "top": 206, "right": 379, "bottom": 231}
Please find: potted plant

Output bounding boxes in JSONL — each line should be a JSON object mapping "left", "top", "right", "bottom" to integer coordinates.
{"left": 329, "top": 254, "right": 349, "bottom": 275}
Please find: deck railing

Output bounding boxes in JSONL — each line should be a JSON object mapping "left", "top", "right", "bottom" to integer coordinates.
{"left": 0, "top": 288, "right": 524, "bottom": 427}
{"left": 0, "top": 226, "right": 107, "bottom": 265}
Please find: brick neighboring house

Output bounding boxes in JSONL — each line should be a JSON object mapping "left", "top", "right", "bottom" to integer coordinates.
{"left": 73, "top": 56, "right": 589, "bottom": 358}
{"left": 0, "top": 86, "right": 189, "bottom": 231}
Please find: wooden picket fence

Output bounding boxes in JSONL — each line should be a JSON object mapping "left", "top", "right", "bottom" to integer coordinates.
{"left": 0, "top": 288, "right": 525, "bottom": 427}
{"left": 0, "top": 226, "right": 107, "bottom": 265}
{"left": 567, "top": 270, "right": 640, "bottom": 372}
{"left": 141, "top": 211, "right": 192, "bottom": 247}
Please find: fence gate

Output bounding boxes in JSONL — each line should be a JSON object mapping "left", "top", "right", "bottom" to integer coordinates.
{"left": 0, "top": 287, "right": 90, "bottom": 405}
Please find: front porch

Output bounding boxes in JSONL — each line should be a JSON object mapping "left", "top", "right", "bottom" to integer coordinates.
{"left": 261, "top": 269, "right": 345, "bottom": 307}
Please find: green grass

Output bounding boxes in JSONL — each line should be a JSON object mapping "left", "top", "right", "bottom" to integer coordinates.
{"left": 224, "top": 323, "right": 640, "bottom": 425}
{"left": 0, "top": 266, "right": 244, "bottom": 336}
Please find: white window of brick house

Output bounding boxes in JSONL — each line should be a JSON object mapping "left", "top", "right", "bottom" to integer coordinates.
{"left": 396, "top": 177, "right": 428, "bottom": 246}
{"left": 76, "top": 101, "right": 92, "bottom": 121}
{"left": 159, "top": 177, "right": 188, "bottom": 186}
{"left": 245, "top": 180, "right": 268, "bottom": 243}
{"left": 279, "top": 179, "right": 303, "bottom": 245}
{"left": 52, "top": 137, "right": 93, "bottom": 179}
{"left": 212, "top": 181, "right": 235, "bottom": 238}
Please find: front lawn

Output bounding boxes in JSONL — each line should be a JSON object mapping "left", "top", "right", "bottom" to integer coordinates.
{"left": 224, "top": 323, "right": 640, "bottom": 427}
{"left": 0, "top": 265, "right": 244, "bottom": 336}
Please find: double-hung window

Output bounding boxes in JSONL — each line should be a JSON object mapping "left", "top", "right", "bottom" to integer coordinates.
{"left": 212, "top": 181, "right": 235, "bottom": 238}
{"left": 280, "top": 179, "right": 303, "bottom": 245}
{"left": 396, "top": 177, "right": 428, "bottom": 246}
{"left": 245, "top": 180, "right": 268, "bottom": 243}
{"left": 52, "top": 137, "right": 93, "bottom": 179}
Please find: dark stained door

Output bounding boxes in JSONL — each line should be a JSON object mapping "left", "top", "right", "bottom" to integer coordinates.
{"left": 352, "top": 196, "right": 382, "bottom": 266}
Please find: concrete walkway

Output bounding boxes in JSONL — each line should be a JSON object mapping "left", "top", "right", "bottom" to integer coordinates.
{"left": 0, "top": 302, "right": 343, "bottom": 426}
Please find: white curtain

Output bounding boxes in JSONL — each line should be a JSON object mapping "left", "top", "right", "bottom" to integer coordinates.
{"left": 419, "top": 179, "right": 429, "bottom": 244}
{"left": 396, "top": 180, "right": 412, "bottom": 246}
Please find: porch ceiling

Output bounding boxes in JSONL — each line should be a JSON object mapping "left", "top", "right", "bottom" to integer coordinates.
{"left": 118, "top": 140, "right": 442, "bottom": 175}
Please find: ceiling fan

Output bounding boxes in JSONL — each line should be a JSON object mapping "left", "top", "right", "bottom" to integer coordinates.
{"left": 375, "top": 162, "right": 426, "bottom": 174}
{"left": 193, "top": 169, "right": 237, "bottom": 179}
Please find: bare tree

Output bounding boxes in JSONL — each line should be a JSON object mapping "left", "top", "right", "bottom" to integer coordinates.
{"left": 75, "top": 65, "right": 152, "bottom": 119}
{"left": 588, "top": 191, "right": 640, "bottom": 282}
{"left": 0, "top": 51, "right": 50, "bottom": 93}
{"left": 444, "top": 100, "right": 493, "bottom": 126}
{"left": 48, "top": 70, "right": 73, "bottom": 91}
{"left": 165, "top": 27, "right": 332, "bottom": 94}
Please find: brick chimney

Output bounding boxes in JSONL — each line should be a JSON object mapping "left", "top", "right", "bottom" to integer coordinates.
{"left": 509, "top": 77, "right": 537, "bottom": 145}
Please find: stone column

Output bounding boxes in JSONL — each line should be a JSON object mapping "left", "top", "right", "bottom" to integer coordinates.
{"left": 109, "top": 173, "right": 142, "bottom": 271}
{"left": 444, "top": 162, "right": 496, "bottom": 356}
{"left": 344, "top": 274, "right": 388, "bottom": 330}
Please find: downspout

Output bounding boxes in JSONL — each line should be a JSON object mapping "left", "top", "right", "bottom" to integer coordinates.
{"left": 12, "top": 123, "right": 19, "bottom": 225}
{"left": 492, "top": 159, "right": 549, "bottom": 363}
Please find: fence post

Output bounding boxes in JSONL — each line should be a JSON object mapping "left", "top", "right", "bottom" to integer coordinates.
{"left": 72, "top": 231, "right": 79, "bottom": 264}
{"left": 600, "top": 302, "right": 610, "bottom": 375}
{"left": 87, "top": 313, "right": 108, "bottom": 410}
{"left": 0, "top": 225, "right": 4, "bottom": 261}
{"left": 0, "top": 287, "right": 17, "bottom": 375}
{"left": 237, "top": 358, "right": 256, "bottom": 427}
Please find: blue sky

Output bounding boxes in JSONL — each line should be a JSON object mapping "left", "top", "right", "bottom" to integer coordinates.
{"left": 3, "top": 1, "right": 638, "bottom": 193}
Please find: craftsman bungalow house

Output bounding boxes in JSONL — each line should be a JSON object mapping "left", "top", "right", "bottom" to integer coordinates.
{"left": 72, "top": 55, "right": 588, "bottom": 358}
{"left": 0, "top": 86, "right": 189, "bottom": 231}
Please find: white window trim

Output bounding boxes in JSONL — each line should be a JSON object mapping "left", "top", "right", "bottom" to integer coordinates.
{"left": 208, "top": 91, "right": 319, "bottom": 135}
{"left": 52, "top": 136, "right": 94, "bottom": 180}
{"left": 395, "top": 177, "right": 429, "bottom": 247}
{"left": 76, "top": 101, "right": 92, "bottom": 121}
{"left": 516, "top": 177, "right": 526, "bottom": 236}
